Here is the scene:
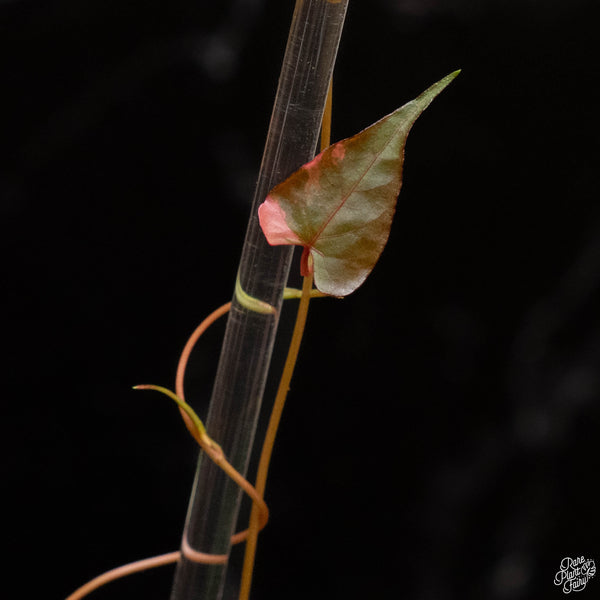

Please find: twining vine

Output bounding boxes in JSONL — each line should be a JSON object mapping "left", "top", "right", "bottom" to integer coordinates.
{"left": 66, "top": 71, "right": 458, "bottom": 600}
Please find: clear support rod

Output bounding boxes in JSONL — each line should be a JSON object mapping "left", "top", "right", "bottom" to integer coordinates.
{"left": 169, "top": 2, "right": 349, "bottom": 600}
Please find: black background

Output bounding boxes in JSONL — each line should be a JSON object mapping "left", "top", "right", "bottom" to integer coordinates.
{"left": 3, "top": 1, "right": 599, "bottom": 599}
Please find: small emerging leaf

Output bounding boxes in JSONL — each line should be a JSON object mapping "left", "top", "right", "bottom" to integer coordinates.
{"left": 259, "top": 70, "right": 460, "bottom": 296}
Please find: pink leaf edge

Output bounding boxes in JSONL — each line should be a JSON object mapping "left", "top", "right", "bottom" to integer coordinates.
{"left": 258, "top": 197, "right": 303, "bottom": 247}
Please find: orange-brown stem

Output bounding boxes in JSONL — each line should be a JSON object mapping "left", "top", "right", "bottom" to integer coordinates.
{"left": 239, "top": 271, "right": 314, "bottom": 600}
{"left": 238, "top": 75, "right": 332, "bottom": 600}
{"left": 175, "top": 302, "right": 232, "bottom": 437}
{"left": 65, "top": 552, "right": 181, "bottom": 600}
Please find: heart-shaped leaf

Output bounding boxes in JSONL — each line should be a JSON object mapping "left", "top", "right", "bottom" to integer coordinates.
{"left": 258, "top": 70, "right": 460, "bottom": 296}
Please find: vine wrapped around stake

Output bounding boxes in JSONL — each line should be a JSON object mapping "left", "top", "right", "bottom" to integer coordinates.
{"left": 134, "top": 384, "right": 271, "bottom": 547}
{"left": 64, "top": 379, "right": 268, "bottom": 600}
{"left": 64, "top": 286, "right": 327, "bottom": 600}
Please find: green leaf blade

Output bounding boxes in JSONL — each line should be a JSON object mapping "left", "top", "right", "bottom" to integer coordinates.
{"left": 259, "top": 70, "right": 460, "bottom": 296}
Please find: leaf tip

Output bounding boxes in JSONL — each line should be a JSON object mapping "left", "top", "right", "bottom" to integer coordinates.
{"left": 437, "top": 69, "right": 461, "bottom": 90}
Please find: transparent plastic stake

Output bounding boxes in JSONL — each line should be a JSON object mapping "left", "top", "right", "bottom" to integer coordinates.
{"left": 169, "top": 2, "right": 349, "bottom": 600}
